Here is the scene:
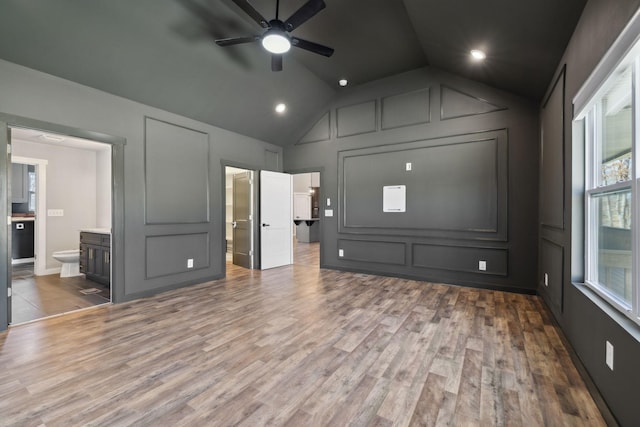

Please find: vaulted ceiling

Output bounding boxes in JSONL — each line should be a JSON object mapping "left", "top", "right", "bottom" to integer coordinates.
{"left": 0, "top": 0, "right": 586, "bottom": 145}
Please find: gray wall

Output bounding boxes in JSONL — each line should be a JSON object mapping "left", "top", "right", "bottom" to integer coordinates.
{"left": 538, "top": 1, "right": 640, "bottom": 425}
{"left": 285, "top": 66, "right": 539, "bottom": 292}
{"left": 0, "top": 59, "right": 282, "bottom": 327}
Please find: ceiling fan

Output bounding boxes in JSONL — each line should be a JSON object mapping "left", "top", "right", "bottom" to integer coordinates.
{"left": 216, "top": 0, "right": 334, "bottom": 71}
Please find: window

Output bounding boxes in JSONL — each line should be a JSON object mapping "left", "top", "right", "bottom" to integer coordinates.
{"left": 581, "top": 40, "right": 640, "bottom": 325}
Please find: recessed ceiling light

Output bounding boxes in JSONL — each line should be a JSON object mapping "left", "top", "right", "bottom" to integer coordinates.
{"left": 470, "top": 49, "right": 486, "bottom": 61}
{"left": 338, "top": 79, "right": 348, "bottom": 87}
{"left": 275, "top": 103, "right": 287, "bottom": 114}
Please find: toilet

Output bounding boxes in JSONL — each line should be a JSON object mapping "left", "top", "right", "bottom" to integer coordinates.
{"left": 52, "top": 249, "right": 81, "bottom": 277}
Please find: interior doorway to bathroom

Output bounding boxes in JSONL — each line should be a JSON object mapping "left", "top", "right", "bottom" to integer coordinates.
{"left": 225, "top": 166, "right": 257, "bottom": 269}
{"left": 8, "top": 127, "right": 112, "bottom": 324}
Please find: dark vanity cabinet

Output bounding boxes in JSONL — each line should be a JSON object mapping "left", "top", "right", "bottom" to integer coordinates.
{"left": 79, "top": 232, "right": 110, "bottom": 285}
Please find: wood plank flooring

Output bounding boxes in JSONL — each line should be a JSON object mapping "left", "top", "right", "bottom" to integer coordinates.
{"left": 0, "top": 242, "right": 605, "bottom": 426}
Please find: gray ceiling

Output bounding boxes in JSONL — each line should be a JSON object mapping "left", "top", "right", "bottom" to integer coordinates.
{"left": 0, "top": 0, "right": 586, "bottom": 146}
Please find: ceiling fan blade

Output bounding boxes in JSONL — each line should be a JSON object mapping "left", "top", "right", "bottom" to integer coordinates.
{"left": 291, "top": 37, "right": 334, "bottom": 57}
{"left": 215, "top": 36, "right": 260, "bottom": 47}
{"left": 283, "top": 0, "right": 325, "bottom": 32}
{"left": 230, "top": 0, "right": 270, "bottom": 28}
{"left": 271, "top": 54, "right": 283, "bottom": 72}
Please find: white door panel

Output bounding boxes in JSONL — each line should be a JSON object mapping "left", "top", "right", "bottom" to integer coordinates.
{"left": 260, "top": 170, "right": 292, "bottom": 269}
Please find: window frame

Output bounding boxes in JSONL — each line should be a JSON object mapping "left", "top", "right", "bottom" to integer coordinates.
{"left": 582, "top": 54, "right": 640, "bottom": 326}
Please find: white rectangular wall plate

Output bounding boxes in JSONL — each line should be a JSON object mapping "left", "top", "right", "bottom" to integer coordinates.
{"left": 338, "top": 249, "right": 344, "bottom": 257}
{"left": 47, "top": 209, "right": 64, "bottom": 217}
{"left": 187, "top": 258, "right": 194, "bottom": 268}
{"left": 478, "top": 260, "right": 487, "bottom": 271}
{"left": 325, "top": 209, "right": 333, "bottom": 217}
{"left": 606, "top": 341, "right": 614, "bottom": 370}
{"left": 383, "top": 185, "right": 406, "bottom": 212}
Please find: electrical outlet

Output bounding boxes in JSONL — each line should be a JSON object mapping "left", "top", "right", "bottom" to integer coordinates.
{"left": 338, "top": 249, "right": 344, "bottom": 257}
{"left": 478, "top": 260, "right": 487, "bottom": 271}
{"left": 187, "top": 258, "right": 194, "bottom": 269}
{"left": 544, "top": 273, "right": 549, "bottom": 286}
{"left": 606, "top": 341, "right": 614, "bottom": 370}
{"left": 406, "top": 162, "right": 412, "bottom": 171}
{"left": 325, "top": 209, "right": 333, "bottom": 217}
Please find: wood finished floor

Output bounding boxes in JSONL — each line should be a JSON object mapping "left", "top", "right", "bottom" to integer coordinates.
{"left": 0, "top": 242, "right": 605, "bottom": 426}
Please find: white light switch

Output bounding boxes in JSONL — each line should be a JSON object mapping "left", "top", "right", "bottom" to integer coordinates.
{"left": 187, "top": 258, "right": 194, "bottom": 269}
{"left": 326, "top": 198, "right": 331, "bottom": 206}
{"left": 325, "top": 209, "right": 333, "bottom": 217}
{"left": 478, "top": 260, "right": 487, "bottom": 271}
{"left": 48, "top": 209, "right": 64, "bottom": 217}
{"left": 406, "top": 162, "right": 412, "bottom": 171}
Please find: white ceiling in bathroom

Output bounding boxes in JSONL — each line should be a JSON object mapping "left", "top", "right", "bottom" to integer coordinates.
{"left": 10, "top": 127, "right": 111, "bottom": 152}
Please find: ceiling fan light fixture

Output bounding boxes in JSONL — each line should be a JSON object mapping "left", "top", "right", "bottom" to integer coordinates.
{"left": 262, "top": 31, "right": 291, "bottom": 54}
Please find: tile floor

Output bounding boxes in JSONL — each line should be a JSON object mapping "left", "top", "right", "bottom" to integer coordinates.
{"left": 10, "top": 262, "right": 110, "bottom": 324}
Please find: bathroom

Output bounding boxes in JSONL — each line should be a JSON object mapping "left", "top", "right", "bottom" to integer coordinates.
{"left": 10, "top": 128, "right": 112, "bottom": 324}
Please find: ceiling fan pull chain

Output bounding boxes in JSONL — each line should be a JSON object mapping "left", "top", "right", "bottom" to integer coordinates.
{"left": 275, "top": 0, "right": 280, "bottom": 20}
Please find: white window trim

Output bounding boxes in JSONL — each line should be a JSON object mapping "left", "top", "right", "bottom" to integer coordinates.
{"left": 577, "top": 9, "right": 640, "bottom": 325}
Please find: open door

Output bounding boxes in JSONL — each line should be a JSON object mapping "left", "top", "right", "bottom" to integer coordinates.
{"left": 260, "top": 170, "right": 292, "bottom": 269}
{"left": 232, "top": 171, "right": 254, "bottom": 269}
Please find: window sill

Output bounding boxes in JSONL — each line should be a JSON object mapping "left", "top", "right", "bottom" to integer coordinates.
{"left": 572, "top": 282, "right": 640, "bottom": 343}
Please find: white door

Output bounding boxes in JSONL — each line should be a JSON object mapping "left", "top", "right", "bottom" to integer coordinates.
{"left": 260, "top": 170, "right": 292, "bottom": 269}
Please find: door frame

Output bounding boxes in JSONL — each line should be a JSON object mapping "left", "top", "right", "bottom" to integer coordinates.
{"left": 286, "top": 167, "right": 325, "bottom": 268}
{"left": 221, "top": 161, "right": 261, "bottom": 274}
{"left": 0, "top": 113, "right": 126, "bottom": 331}
{"left": 11, "top": 156, "right": 48, "bottom": 276}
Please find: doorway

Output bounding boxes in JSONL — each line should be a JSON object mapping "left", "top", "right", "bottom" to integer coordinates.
{"left": 9, "top": 127, "right": 112, "bottom": 324}
{"left": 225, "top": 166, "right": 258, "bottom": 269}
{"left": 292, "top": 172, "right": 321, "bottom": 268}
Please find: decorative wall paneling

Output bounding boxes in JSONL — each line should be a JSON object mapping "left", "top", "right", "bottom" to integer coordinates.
{"left": 412, "top": 243, "right": 508, "bottom": 276}
{"left": 144, "top": 117, "right": 210, "bottom": 224}
{"left": 336, "top": 101, "right": 377, "bottom": 138}
{"left": 539, "top": 237, "right": 564, "bottom": 318}
{"left": 539, "top": 67, "right": 566, "bottom": 231}
{"left": 381, "top": 89, "right": 430, "bottom": 130}
{"left": 145, "top": 233, "right": 210, "bottom": 279}
{"left": 337, "top": 239, "right": 406, "bottom": 265}
{"left": 440, "top": 85, "right": 507, "bottom": 120}
{"left": 286, "top": 67, "right": 538, "bottom": 293}
{"left": 298, "top": 112, "right": 331, "bottom": 144}
{"left": 338, "top": 129, "right": 508, "bottom": 241}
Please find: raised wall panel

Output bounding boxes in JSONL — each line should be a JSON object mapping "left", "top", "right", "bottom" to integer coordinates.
{"left": 540, "top": 238, "right": 564, "bottom": 316}
{"left": 412, "top": 244, "right": 508, "bottom": 276}
{"left": 381, "top": 89, "right": 430, "bottom": 130}
{"left": 540, "top": 68, "right": 565, "bottom": 230}
{"left": 338, "top": 239, "right": 405, "bottom": 265}
{"left": 336, "top": 100, "right": 377, "bottom": 138}
{"left": 440, "top": 85, "right": 507, "bottom": 120}
{"left": 145, "top": 118, "right": 209, "bottom": 224}
{"left": 146, "top": 233, "right": 209, "bottom": 279}
{"left": 339, "top": 129, "right": 508, "bottom": 241}
{"left": 299, "top": 112, "right": 331, "bottom": 144}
